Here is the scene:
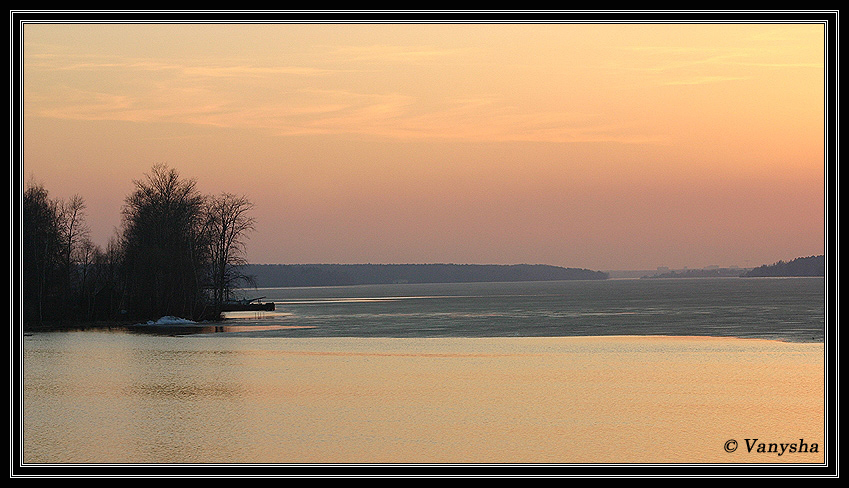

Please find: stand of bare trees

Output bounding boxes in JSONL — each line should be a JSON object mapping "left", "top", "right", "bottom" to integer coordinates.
{"left": 206, "top": 193, "right": 257, "bottom": 310}
{"left": 21, "top": 164, "right": 257, "bottom": 328}
{"left": 22, "top": 183, "right": 63, "bottom": 325}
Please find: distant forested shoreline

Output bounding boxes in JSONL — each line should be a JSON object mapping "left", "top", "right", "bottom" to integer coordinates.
{"left": 641, "top": 255, "right": 825, "bottom": 279}
{"left": 742, "top": 255, "right": 825, "bottom": 277}
{"left": 243, "top": 263, "right": 609, "bottom": 288}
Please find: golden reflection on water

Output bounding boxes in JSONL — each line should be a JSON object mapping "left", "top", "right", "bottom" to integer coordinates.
{"left": 23, "top": 334, "right": 824, "bottom": 464}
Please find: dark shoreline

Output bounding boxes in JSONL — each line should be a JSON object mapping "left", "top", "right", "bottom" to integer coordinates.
{"left": 21, "top": 275, "right": 825, "bottom": 342}
{"left": 244, "top": 263, "right": 609, "bottom": 288}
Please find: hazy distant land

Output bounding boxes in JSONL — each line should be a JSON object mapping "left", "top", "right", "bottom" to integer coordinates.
{"left": 244, "top": 263, "right": 609, "bottom": 288}
{"left": 242, "top": 256, "right": 825, "bottom": 288}
{"left": 241, "top": 255, "right": 824, "bottom": 288}
{"left": 641, "top": 255, "right": 825, "bottom": 279}
{"left": 742, "top": 255, "right": 825, "bottom": 277}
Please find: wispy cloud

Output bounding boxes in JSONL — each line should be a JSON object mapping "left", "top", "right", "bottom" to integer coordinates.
{"left": 608, "top": 37, "right": 823, "bottom": 89}
{"left": 330, "top": 44, "right": 474, "bottom": 64}
{"left": 659, "top": 75, "right": 751, "bottom": 86}
{"left": 25, "top": 46, "right": 661, "bottom": 145}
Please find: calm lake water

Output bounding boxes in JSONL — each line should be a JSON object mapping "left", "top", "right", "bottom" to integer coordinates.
{"left": 216, "top": 277, "right": 826, "bottom": 342}
{"left": 21, "top": 278, "right": 827, "bottom": 467}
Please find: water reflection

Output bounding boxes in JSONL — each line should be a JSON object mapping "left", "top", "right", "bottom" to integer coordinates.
{"left": 125, "top": 380, "right": 247, "bottom": 399}
{"left": 128, "top": 324, "right": 315, "bottom": 336}
{"left": 23, "top": 332, "right": 825, "bottom": 464}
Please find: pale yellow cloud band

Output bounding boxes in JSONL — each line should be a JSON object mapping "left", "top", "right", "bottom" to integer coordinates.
{"left": 24, "top": 23, "right": 823, "bottom": 147}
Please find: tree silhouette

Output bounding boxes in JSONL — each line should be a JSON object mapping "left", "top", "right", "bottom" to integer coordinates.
{"left": 22, "top": 165, "right": 259, "bottom": 327}
{"left": 120, "top": 164, "right": 210, "bottom": 320}
{"left": 22, "top": 182, "right": 62, "bottom": 326}
{"left": 205, "top": 192, "right": 257, "bottom": 309}
{"left": 57, "top": 194, "right": 89, "bottom": 320}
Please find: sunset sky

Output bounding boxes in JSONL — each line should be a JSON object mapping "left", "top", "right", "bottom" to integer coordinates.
{"left": 21, "top": 19, "right": 827, "bottom": 271}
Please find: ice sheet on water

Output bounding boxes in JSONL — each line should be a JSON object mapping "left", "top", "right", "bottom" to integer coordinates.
{"left": 146, "top": 316, "right": 197, "bottom": 325}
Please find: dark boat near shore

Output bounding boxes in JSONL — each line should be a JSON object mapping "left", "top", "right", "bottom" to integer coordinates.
{"left": 220, "top": 297, "right": 275, "bottom": 312}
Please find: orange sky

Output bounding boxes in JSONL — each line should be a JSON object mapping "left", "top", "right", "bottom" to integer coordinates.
{"left": 21, "top": 21, "right": 827, "bottom": 271}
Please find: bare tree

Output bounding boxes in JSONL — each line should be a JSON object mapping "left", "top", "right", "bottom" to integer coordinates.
{"left": 22, "top": 182, "right": 62, "bottom": 326}
{"left": 82, "top": 235, "right": 123, "bottom": 321}
{"left": 205, "top": 193, "right": 256, "bottom": 308}
{"left": 121, "top": 164, "right": 210, "bottom": 320}
{"left": 57, "top": 194, "right": 89, "bottom": 318}
{"left": 59, "top": 195, "right": 89, "bottom": 271}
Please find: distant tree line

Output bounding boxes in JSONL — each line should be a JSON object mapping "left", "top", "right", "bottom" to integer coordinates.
{"left": 21, "top": 164, "right": 256, "bottom": 329}
{"left": 244, "top": 263, "right": 609, "bottom": 288}
{"left": 639, "top": 255, "right": 826, "bottom": 279}
{"left": 743, "top": 255, "right": 825, "bottom": 277}
{"left": 641, "top": 268, "right": 747, "bottom": 279}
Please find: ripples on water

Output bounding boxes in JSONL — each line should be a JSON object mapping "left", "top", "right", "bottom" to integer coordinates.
{"left": 22, "top": 277, "right": 827, "bottom": 464}
{"left": 204, "top": 277, "right": 825, "bottom": 343}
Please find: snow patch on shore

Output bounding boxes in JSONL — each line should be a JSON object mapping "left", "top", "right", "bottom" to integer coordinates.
{"left": 146, "top": 316, "right": 197, "bottom": 326}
